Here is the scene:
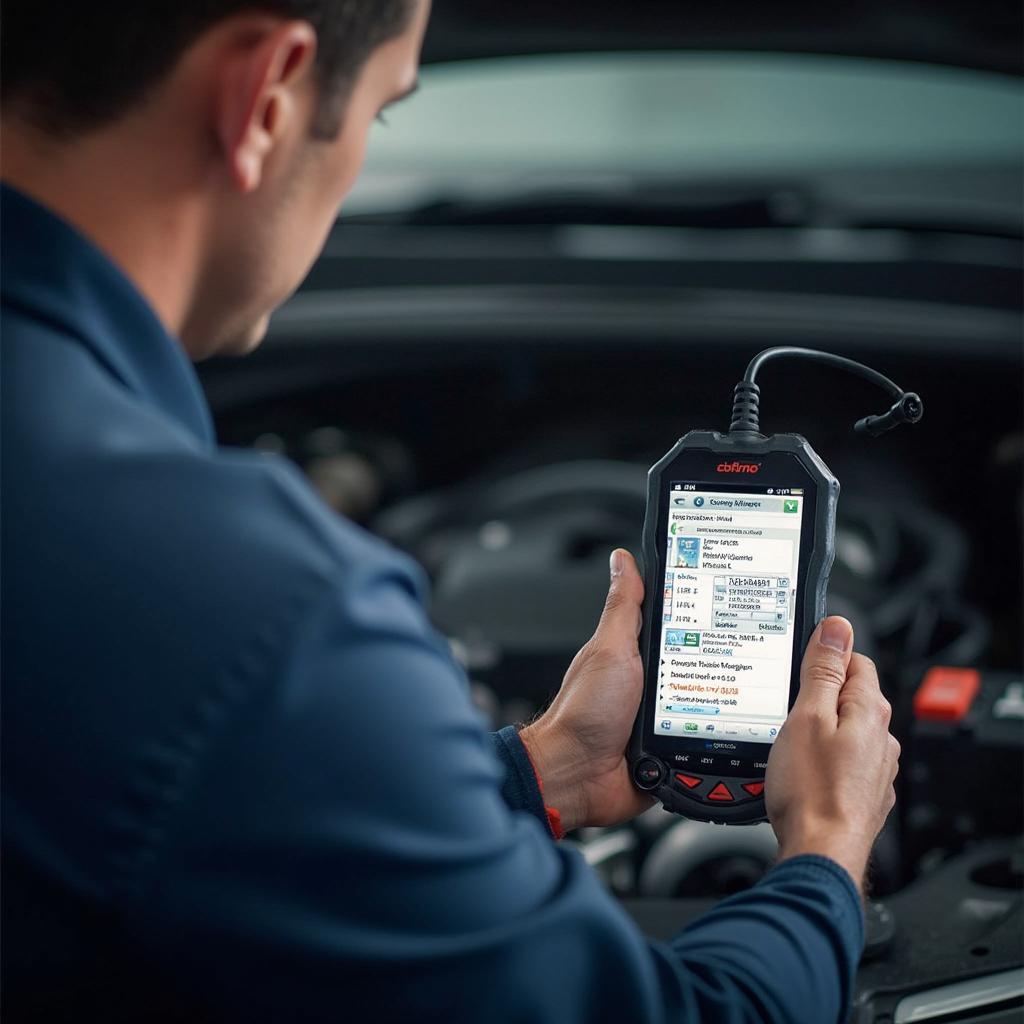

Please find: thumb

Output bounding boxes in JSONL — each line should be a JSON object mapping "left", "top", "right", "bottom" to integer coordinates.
{"left": 594, "top": 549, "right": 645, "bottom": 648}
{"left": 795, "top": 616, "right": 854, "bottom": 716}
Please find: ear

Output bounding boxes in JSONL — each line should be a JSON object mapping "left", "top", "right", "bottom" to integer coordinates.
{"left": 215, "top": 20, "right": 318, "bottom": 193}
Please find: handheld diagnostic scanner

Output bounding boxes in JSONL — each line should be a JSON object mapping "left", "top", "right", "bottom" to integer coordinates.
{"left": 627, "top": 347, "right": 923, "bottom": 825}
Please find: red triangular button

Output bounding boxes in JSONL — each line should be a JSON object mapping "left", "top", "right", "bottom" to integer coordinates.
{"left": 742, "top": 781, "right": 765, "bottom": 797}
{"left": 707, "top": 782, "right": 734, "bottom": 802}
{"left": 675, "top": 773, "right": 701, "bottom": 789}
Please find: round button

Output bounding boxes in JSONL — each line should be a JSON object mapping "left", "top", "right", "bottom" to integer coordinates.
{"left": 633, "top": 757, "right": 665, "bottom": 791}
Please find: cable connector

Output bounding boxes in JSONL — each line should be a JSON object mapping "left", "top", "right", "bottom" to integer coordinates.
{"left": 854, "top": 392, "right": 924, "bottom": 437}
{"left": 727, "top": 347, "right": 922, "bottom": 439}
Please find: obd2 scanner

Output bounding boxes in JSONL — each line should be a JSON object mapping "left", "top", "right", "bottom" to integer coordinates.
{"left": 628, "top": 347, "right": 923, "bottom": 824}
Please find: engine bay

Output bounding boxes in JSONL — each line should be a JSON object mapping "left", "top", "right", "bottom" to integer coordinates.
{"left": 200, "top": 221, "right": 1023, "bottom": 1020}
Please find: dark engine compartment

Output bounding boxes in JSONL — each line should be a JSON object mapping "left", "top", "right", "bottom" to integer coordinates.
{"left": 200, "top": 216, "right": 1024, "bottom": 1020}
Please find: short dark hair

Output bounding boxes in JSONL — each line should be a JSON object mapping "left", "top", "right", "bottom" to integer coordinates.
{"left": 1, "top": 0, "right": 417, "bottom": 139}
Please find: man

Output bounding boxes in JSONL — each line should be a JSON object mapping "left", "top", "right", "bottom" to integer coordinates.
{"left": 0, "top": 2, "right": 900, "bottom": 1020}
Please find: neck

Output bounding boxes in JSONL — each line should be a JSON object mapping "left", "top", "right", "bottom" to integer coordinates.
{"left": 1, "top": 112, "right": 209, "bottom": 351}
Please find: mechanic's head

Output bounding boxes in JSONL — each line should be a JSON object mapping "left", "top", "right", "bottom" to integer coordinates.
{"left": 0, "top": 0, "right": 429, "bottom": 356}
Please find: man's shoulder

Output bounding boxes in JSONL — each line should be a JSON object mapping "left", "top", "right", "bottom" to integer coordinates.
{"left": 2, "top": 329, "right": 433, "bottom": 901}
{"left": 2, "top": 293, "right": 430, "bottom": 738}
{"left": 3, "top": 301, "right": 421, "bottom": 613}
{"left": 5, "top": 380, "right": 423, "bottom": 653}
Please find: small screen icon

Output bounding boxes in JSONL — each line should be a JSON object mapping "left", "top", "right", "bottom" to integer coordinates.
{"left": 675, "top": 537, "right": 700, "bottom": 568}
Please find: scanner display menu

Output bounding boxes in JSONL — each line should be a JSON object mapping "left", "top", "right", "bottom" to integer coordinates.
{"left": 654, "top": 484, "right": 804, "bottom": 745}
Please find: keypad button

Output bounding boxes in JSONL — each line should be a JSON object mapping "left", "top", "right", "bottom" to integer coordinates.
{"left": 634, "top": 758, "right": 664, "bottom": 790}
{"left": 675, "top": 773, "right": 702, "bottom": 790}
{"left": 707, "top": 781, "right": 734, "bottom": 802}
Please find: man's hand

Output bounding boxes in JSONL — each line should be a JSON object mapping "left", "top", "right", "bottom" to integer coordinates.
{"left": 767, "top": 616, "right": 900, "bottom": 892}
{"left": 520, "top": 549, "right": 653, "bottom": 832}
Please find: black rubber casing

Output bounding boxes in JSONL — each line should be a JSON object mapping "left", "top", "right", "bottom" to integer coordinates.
{"left": 627, "top": 430, "right": 839, "bottom": 824}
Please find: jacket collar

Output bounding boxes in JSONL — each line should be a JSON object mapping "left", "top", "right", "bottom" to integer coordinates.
{"left": 1, "top": 182, "right": 214, "bottom": 447}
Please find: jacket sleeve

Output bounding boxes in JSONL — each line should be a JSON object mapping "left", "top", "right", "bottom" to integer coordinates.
{"left": 490, "top": 725, "right": 561, "bottom": 837}
{"left": 123, "top": 565, "right": 864, "bottom": 1024}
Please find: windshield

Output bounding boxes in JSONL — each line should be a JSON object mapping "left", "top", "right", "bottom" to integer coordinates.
{"left": 346, "top": 52, "right": 1023, "bottom": 216}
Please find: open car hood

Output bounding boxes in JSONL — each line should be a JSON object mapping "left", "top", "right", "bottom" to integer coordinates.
{"left": 422, "top": 0, "right": 1023, "bottom": 75}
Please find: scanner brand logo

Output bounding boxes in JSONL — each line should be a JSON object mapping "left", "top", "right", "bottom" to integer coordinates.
{"left": 716, "top": 461, "right": 761, "bottom": 474}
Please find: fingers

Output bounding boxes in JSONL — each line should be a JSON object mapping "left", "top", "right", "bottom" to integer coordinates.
{"left": 593, "top": 549, "right": 645, "bottom": 648}
{"left": 837, "top": 654, "right": 890, "bottom": 726}
{"left": 888, "top": 734, "right": 901, "bottom": 761}
{"left": 886, "top": 734, "right": 901, "bottom": 783}
{"left": 883, "top": 733, "right": 901, "bottom": 814}
{"left": 794, "top": 616, "right": 854, "bottom": 717}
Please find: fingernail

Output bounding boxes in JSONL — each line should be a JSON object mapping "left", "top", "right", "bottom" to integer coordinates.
{"left": 819, "top": 617, "right": 852, "bottom": 653}
{"left": 610, "top": 549, "right": 623, "bottom": 577}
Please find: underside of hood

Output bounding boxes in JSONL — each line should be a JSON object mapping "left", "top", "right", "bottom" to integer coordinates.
{"left": 422, "top": 0, "right": 1023, "bottom": 75}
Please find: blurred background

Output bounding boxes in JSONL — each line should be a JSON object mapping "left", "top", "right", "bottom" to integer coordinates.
{"left": 200, "top": 3, "right": 1023, "bottom": 1018}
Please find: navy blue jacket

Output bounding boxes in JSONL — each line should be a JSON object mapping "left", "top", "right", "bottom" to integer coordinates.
{"left": 1, "top": 183, "right": 863, "bottom": 1023}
